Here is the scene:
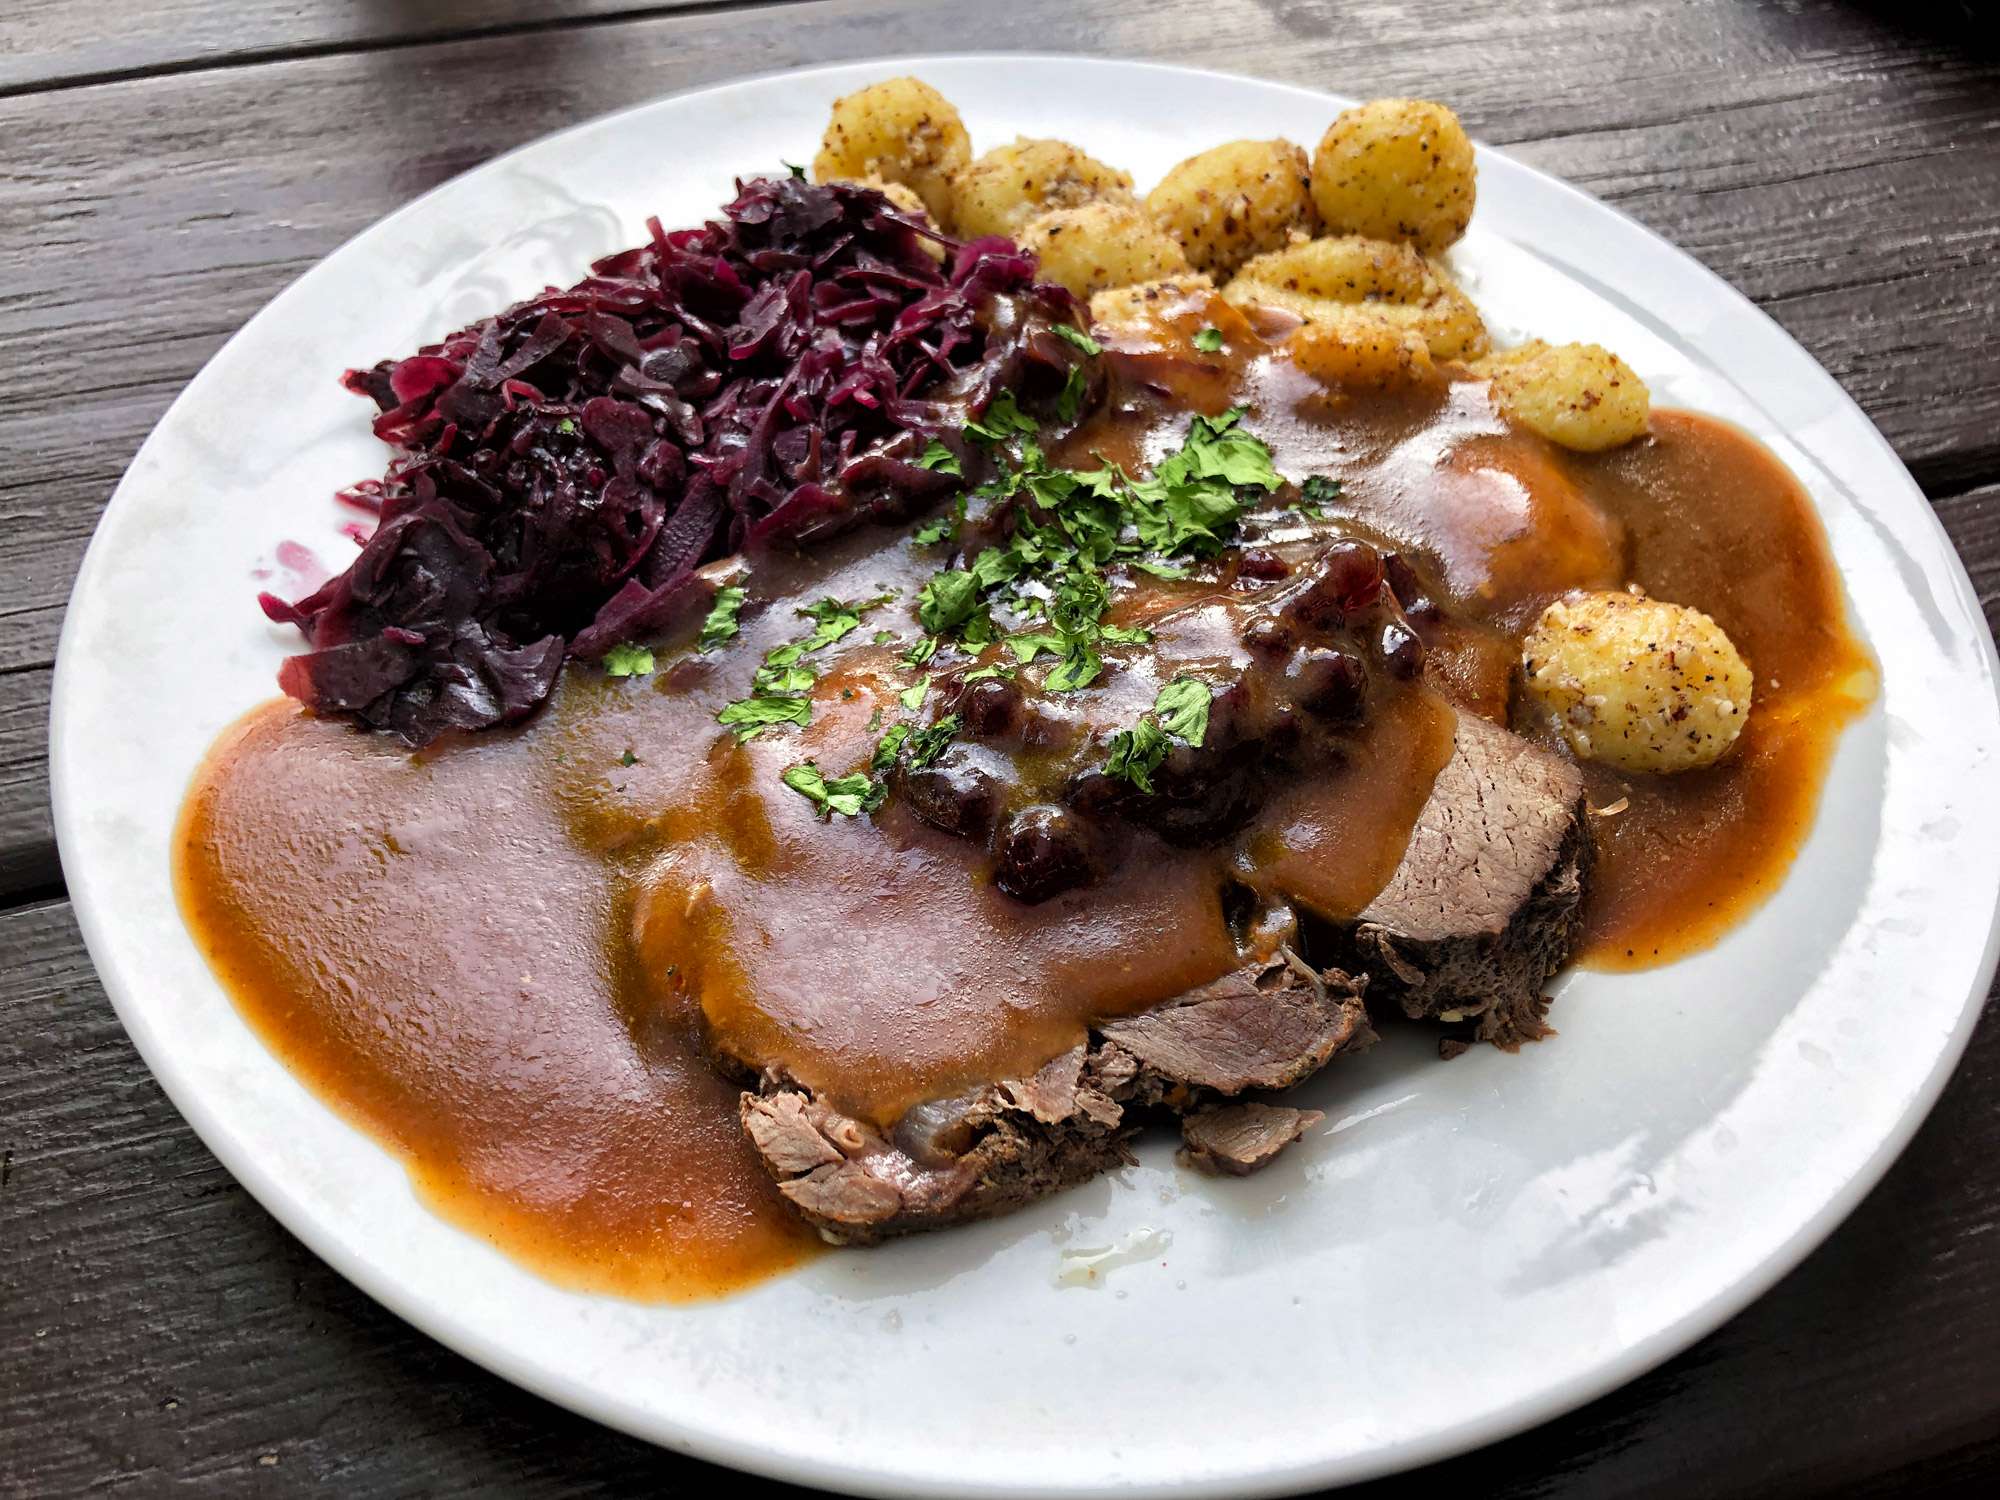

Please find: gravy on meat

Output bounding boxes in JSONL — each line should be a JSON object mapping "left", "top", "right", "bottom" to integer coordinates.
{"left": 175, "top": 305, "right": 1875, "bottom": 1299}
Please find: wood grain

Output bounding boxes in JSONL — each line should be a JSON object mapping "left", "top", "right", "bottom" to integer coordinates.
{"left": 0, "top": 2, "right": 790, "bottom": 95}
{"left": 1, "top": 896, "right": 1993, "bottom": 1498}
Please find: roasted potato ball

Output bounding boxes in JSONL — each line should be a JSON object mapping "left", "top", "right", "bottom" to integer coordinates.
{"left": 1145, "top": 138, "right": 1318, "bottom": 276}
{"left": 952, "top": 137, "right": 1136, "bottom": 239}
{"left": 1015, "top": 202, "right": 1190, "bottom": 298}
{"left": 812, "top": 77, "right": 970, "bottom": 224}
{"left": 1221, "top": 233, "right": 1488, "bottom": 359}
{"left": 1311, "top": 99, "right": 1476, "bottom": 256}
{"left": 1522, "top": 589, "right": 1754, "bottom": 773}
{"left": 1285, "top": 318, "right": 1436, "bottom": 389}
{"left": 1478, "top": 339, "right": 1650, "bottom": 452}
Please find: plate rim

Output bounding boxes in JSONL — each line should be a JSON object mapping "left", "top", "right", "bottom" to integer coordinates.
{"left": 48, "top": 50, "right": 2000, "bottom": 1499}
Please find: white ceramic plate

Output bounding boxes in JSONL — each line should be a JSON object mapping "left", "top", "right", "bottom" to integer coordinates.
{"left": 50, "top": 56, "right": 2000, "bottom": 1498}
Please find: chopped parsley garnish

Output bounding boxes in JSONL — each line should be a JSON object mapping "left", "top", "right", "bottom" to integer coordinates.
{"left": 899, "top": 675, "right": 931, "bottom": 711}
{"left": 717, "top": 694, "right": 812, "bottom": 738}
{"left": 871, "top": 724, "right": 910, "bottom": 773}
{"left": 782, "top": 762, "right": 884, "bottom": 818}
{"left": 602, "top": 642, "right": 655, "bottom": 677}
{"left": 619, "top": 749, "right": 638, "bottom": 767}
{"left": 1054, "top": 323, "right": 1104, "bottom": 357}
{"left": 1294, "top": 474, "right": 1343, "bottom": 521}
{"left": 1057, "top": 364, "right": 1090, "bottom": 424}
{"left": 902, "top": 635, "right": 940, "bottom": 667}
{"left": 898, "top": 407, "right": 1282, "bottom": 696}
{"left": 962, "top": 664, "right": 1015, "bottom": 683}
{"left": 716, "top": 593, "right": 890, "bottom": 739}
{"left": 697, "top": 585, "right": 748, "bottom": 650}
{"left": 912, "top": 514, "right": 957, "bottom": 546}
{"left": 1105, "top": 676, "right": 1212, "bottom": 793}
{"left": 1193, "top": 326, "right": 1225, "bottom": 352}
{"left": 905, "top": 713, "right": 963, "bottom": 769}
{"left": 964, "top": 389, "right": 1038, "bottom": 445}
{"left": 872, "top": 630, "right": 895, "bottom": 646}
{"left": 914, "top": 439, "right": 964, "bottom": 477}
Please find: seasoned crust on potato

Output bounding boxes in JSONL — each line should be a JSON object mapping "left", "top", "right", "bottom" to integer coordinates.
{"left": 1476, "top": 339, "right": 1650, "bottom": 451}
{"left": 811, "top": 77, "right": 971, "bottom": 225}
{"left": 1221, "top": 234, "right": 1487, "bottom": 359}
{"left": 1016, "top": 202, "right": 1190, "bottom": 298}
{"left": 952, "top": 137, "right": 1136, "bottom": 239}
{"left": 1522, "top": 589, "right": 1754, "bottom": 774}
{"left": 1286, "top": 318, "right": 1437, "bottom": 389}
{"left": 1311, "top": 98, "right": 1477, "bottom": 255}
{"left": 1145, "top": 139, "right": 1319, "bottom": 277}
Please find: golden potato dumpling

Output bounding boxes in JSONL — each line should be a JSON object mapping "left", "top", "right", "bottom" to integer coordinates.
{"left": 1478, "top": 339, "right": 1650, "bottom": 451}
{"left": 951, "top": 137, "right": 1136, "bottom": 240}
{"left": 1311, "top": 98, "right": 1476, "bottom": 255}
{"left": 1221, "top": 233, "right": 1487, "bottom": 359}
{"left": 1016, "top": 202, "right": 1189, "bottom": 299}
{"left": 1522, "top": 589, "right": 1754, "bottom": 774}
{"left": 1086, "top": 275, "right": 1219, "bottom": 328}
{"left": 1286, "top": 318, "right": 1436, "bottom": 390}
{"left": 1145, "top": 139, "right": 1318, "bottom": 276}
{"left": 811, "top": 77, "right": 970, "bottom": 224}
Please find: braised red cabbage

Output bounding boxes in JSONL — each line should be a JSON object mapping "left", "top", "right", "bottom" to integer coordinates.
{"left": 260, "top": 175, "right": 1089, "bottom": 746}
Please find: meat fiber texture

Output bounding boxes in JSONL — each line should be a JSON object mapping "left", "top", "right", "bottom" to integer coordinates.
{"left": 740, "top": 954, "right": 1372, "bottom": 1245}
{"left": 1340, "top": 710, "right": 1594, "bottom": 1055}
{"left": 261, "top": 176, "right": 1086, "bottom": 746}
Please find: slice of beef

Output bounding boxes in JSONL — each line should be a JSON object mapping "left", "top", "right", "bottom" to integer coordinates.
{"left": 740, "top": 953, "right": 1371, "bottom": 1245}
{"left": 1339, "top": 709, "right": 1593, "bottom": 1054}
{"left": 1178, "top": 1102, "right": 1326, "bottom": 1177}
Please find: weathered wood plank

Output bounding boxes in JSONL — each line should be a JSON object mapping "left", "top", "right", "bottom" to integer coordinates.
{"left": 0, "top": 669, "right": 56, "bottom": 897}
{"left": 1935, "top": 483, "right": 2000, "bottom": 642}
{"left": 0, "top": 2, "right": 783, "bottom": 95}
{"left": 1, "top": 897, "right": 1994, "bottom": 1496}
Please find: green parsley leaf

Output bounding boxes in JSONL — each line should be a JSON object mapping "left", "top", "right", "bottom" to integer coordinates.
{"left": 871, "top": 724, "right": 910, "bottom": 774}
{"left": 899, "top": 675, "right": 931, "bottom": 711}
{"left": 602, "top": 642, "right": 655, "bottom": 677}
{"left": 873, "top": 630, "right": 895, "bottom": 647}
{"left": 866, "top": 706, "right": 884, "bottom": 733}
{"left": 1153, "top": 676, "right": 1211, "bottom": 747}
{"left": 619, "top": 749, "right": 638, "bottom": 767}
{"left": 917, "top": 570, "right": 981, "bottom": 634}
{"left": 697, "top": 585, "right": 748, "bottom": 651}
{"left": 1292, "top": 474, "right": 1342, "bottom": 520}
{"left": 1098, "top": 622, "right": 1155, "bottom": 645}
{"left": 556, "top": 417, "right": 578, "bottom": 435}
{"left": 905, "top": 714, "right": 963, "bottom": 769}
{"left": 1131, "top": 559, "right": 1189, "bottom": 580}
{"left": 1005, "top": 632, "right": 1066, "bottom": 665}
{"left": 1057, "top": 364, "right": 1090, "bottom": 425}
{"left": 1193, "top": 326, "right": 1224, "bottom": 352}
{"left": 751, "top": 643, "right": 816, "bottom": 696}
{"left": 717, "top": 694, "right": 812, "bottom": 739}
{"left": 783, "top": 762, "right": 882, "bottom": 818}
{"left": 1042, "top": 641, "right": 1103, "bottom": 692}
{"left": 1054, "top": 323, "right": 1104, "bottom": 357}
{"left": 964, "top": 389, "right": 1037, "bottom": 444}
{"left": 1105, "top": 719, "right": 1170, "bottom": 793}
{"left": 797, "top": 597, "right": 867, "bottom": 652}
{"left": 912, "top": 515, "right": 957, "bottom": 546}
{"left": 914, "top": 439, "right": 964, "bottom": 477}
{"left": 902, "top": 635, "right": 940, "bottom": 667}
{"left": 963, "top": 664, "right": 1015, "bottom": 683}
{"left": 1164, "top": 408, "right": 1283, "bottom": 492}
{"left": 783, "top": 160, "right": 807, "bottom": 180}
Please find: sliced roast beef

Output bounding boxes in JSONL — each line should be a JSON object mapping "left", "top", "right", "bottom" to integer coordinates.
{"left": 1178, "top": 1102, "right": 1326, "bottom": 1177}
{"left": 740, "top": 953, "right": 1371, "bottom": 1245}
{"left": 1338, "top": 709, "right": 1593, "bottom": 1054}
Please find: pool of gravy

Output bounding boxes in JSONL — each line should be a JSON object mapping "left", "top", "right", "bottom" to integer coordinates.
{"left": 175, "top": 318, "right": 1874, "bottom": 1299}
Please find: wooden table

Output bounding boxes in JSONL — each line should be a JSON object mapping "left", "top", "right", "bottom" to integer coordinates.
{"left": 5, "top": 2, "right": 1998, "bottom": 1494}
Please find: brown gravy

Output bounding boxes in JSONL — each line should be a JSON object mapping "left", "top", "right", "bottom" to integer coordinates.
{"left": 175, "top": 326, "right": 1873, "bottom": 1300}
